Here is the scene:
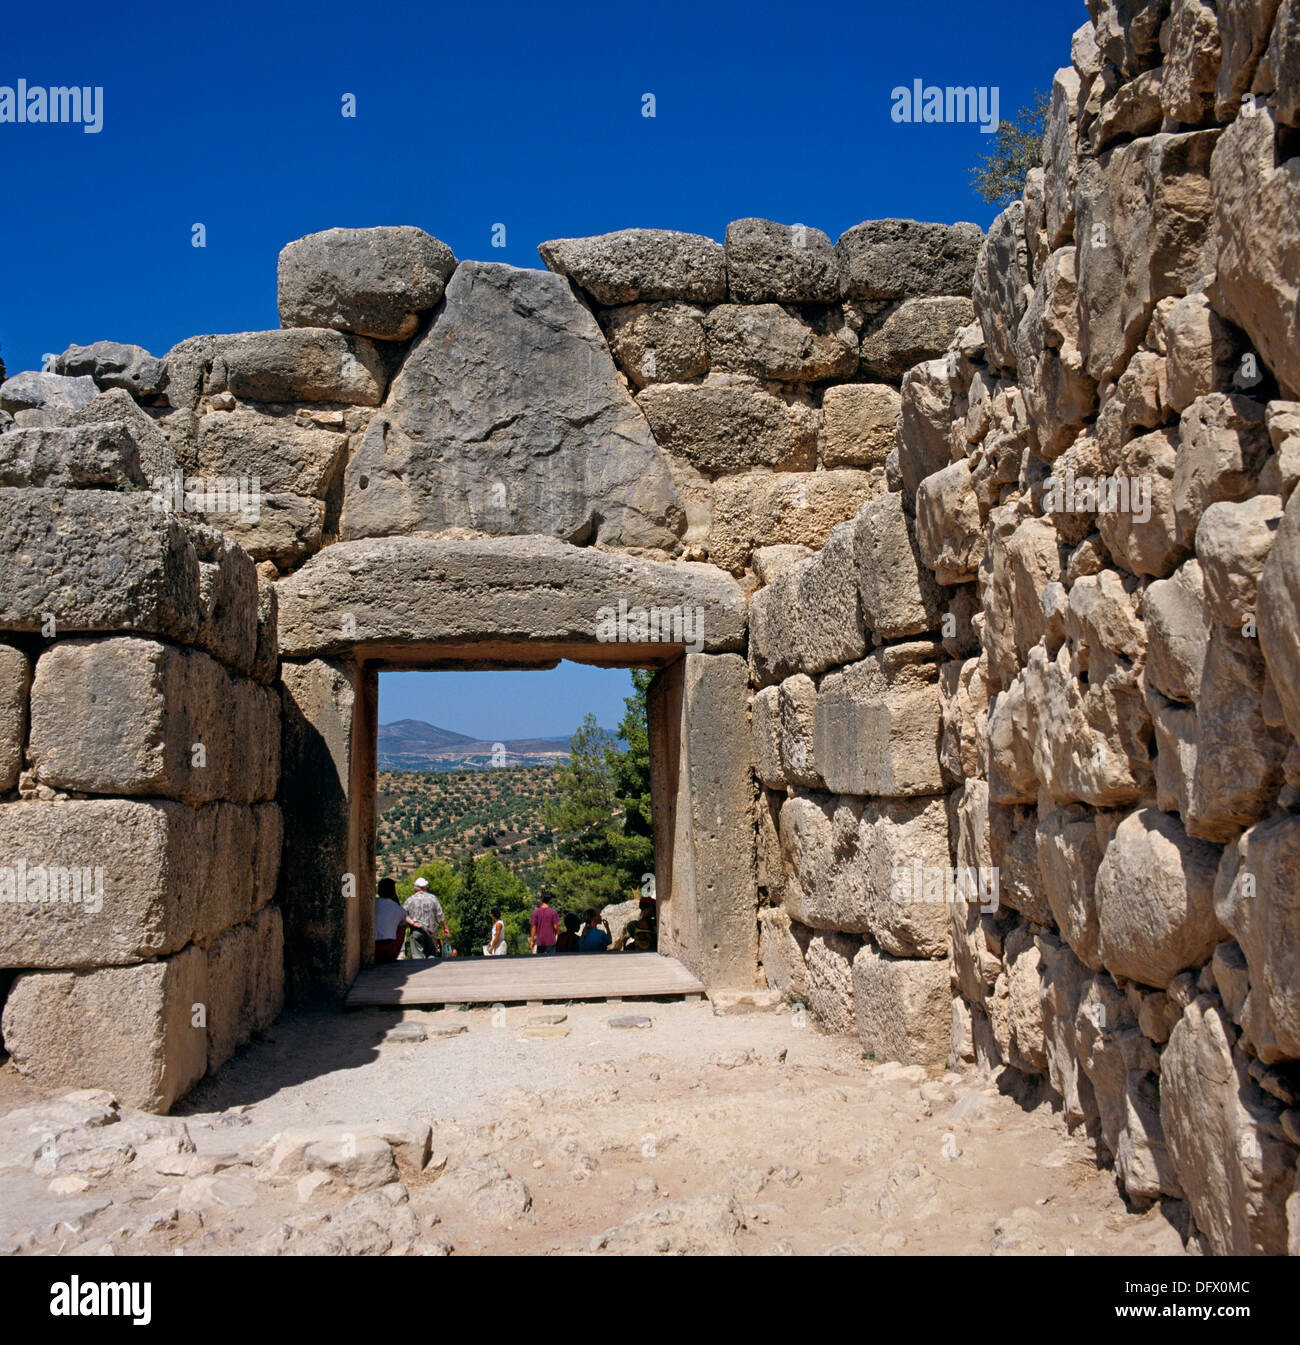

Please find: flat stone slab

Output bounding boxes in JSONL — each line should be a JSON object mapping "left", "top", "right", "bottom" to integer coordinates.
{"left": 384, "top": 1023, "right": 427, "bottom": 1043}
{"left": 276, "top": 534, "right": 747, "bottom": 661}
{"left": 529, "top": 1012, "right": 568, "bottom": 1025}
{"left": 520, "top": 1024, "right": 570, "bottom": 1039}
{"left": 426, "top": 1024, "right": 468, "bottom": 1038}
{"left": 709, "top": 989, "right": 788, "bottom": 1016}
{"left": 606, "top": 1014, "right": 653, "bottom": 1030}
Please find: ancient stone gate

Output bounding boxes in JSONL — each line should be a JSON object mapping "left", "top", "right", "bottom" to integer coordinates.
{"left": 4, "top": 0, "right": 1300, "bottom": 1254}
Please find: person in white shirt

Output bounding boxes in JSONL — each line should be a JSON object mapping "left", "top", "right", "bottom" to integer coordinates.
{"left": 374, "top": 877, "right": 417, "bottom": 964}
{"left": 484, "top": 907, "right": 507, "bottom": 956}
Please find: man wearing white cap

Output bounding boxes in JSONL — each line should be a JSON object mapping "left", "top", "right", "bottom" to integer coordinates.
{"left": 406, "top": 876, "right": 451, "bottom": 959}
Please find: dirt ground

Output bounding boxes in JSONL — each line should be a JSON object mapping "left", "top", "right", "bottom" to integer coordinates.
{"left": 0, "top": 998, "right": 1190, "bottom": 1255}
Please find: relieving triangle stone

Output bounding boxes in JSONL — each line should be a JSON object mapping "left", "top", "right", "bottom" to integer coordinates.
{"left": 341, "top": 261, "right": 685, "bottom": 550}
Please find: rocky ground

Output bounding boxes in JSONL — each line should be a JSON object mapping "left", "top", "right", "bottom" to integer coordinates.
{"left": 0, "top": 998, "right": 1189, "bottom": 1256}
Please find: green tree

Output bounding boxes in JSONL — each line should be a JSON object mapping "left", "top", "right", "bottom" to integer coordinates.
{"left": 969, "top": 90, "right": 1050, "bottom": 207}
{"left": 454, "top": 851, "right": 493, "bottom": 955}
{"left": 607, "top": 668, "right": 655, "bottom": 897}
{"left": 541, "top": 713, "right": 624, "bottom": 912}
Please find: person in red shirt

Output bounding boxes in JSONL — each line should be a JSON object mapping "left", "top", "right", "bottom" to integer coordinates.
{"left": 529, "top": 894, "right": 561, "bottom": 954}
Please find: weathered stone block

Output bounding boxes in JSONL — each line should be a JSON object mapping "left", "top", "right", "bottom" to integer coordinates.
{"left": 343, "top": 261, "right": 682, "bottom": 549}
{"left": 758, "top": 906, "right": 809, "bottom": 999}
{"left": 1095, "top": 807, "right": 1225, "bottom": 988}
{"left": 1161, "top": 995, "right": 1293, "bottom": 1255}
{"left": 836, "top": 219, "right": 983, "bottom": 302}
{"left": 600, "top": 302, "right": 708, "bottom": 389}
{"left": 915, "top": 460, "right": 984, "bottom": 584}
{"left": 704, "top": 304, "right": 857, "bottom": 383}
{"left": 277, "top": 226, "right": 457, "bottom": 340}
{"left": 1036, "top": 799, "right": 1117, "bottom": 970}
{"left": 852, "top": 944, "right": 950, "bottom": 1070}
{"left": 820, "top": 382, "right": 900, "bottom": 468}
{"left": 1214, "top": 815, "right": 1300, "bottom": 1063}
{"left": 805, "top": 931, "right": 859, "bottom": 1035}
{"left": 638, "top": 376, "right": 818, "bottom": 475}
{"left": 1144, "top": 559, "right": 1210, "bottom": 703}
{"left": 1173, "top": 393, "right": 1272, "bottom": 549}
{"left": 538, "top": 228, "right": 726, "bottom": 305}
{"left": 723, "top": 218, "right": 840, "bottom": 304}
{"left": 0, "top": 490, "right": 201, "bottom": 643}
{"left": 205, "top": 919, "right": 257, "bottom": 1073}
{"left": 0, "top": 643, "right": 30, "bottom": 792}
{"left": 852, "top": 492, "right": 943, "bottom": 638}
{"left": 859, "top": 297, "right": 974, "bottom": 381}
{"left": 53, "top": 340, "right": 167, "bottom": 399}
{"left": 814, "top": 646, "right": 944, "bottom": 797}
{"left": 1195, "top": 494, "right": 1281, "bottom": 626}
{"left": 195, "top": 404, "right": 348, "bottom": 499}
{"left": 0, "top": 947, "right": 208, "bottom": 1112}
{"left": 29, "top": 637, "right": 278, "bottom": 805}
{"left": 748, "top": 523, "right": 865, "bottom": 687}
{"left": 0, "top": 423, "right": 148, "bottom": 490}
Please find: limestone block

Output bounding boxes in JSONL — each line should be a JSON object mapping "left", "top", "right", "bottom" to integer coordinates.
{"left": 1161, "top": 995, "right": 1292, "bottom": 1255}
{"left": 0, "top": 946, "right": 208, "bottom": 1112}
{"left": 342, "top": 261, "right": 682, "bottom": 550}
{"left": 1259, "top": 482, "right": 1300, "bottom": 743}
{"left": 1095, "top": 807, "right": 1225, "bottom": 988}
{"left": 749, "top": 522, "right": 865, "bottom": 686}
{"left": 1214, "top": 0, "right": 1283, "bottom": 118}
{"left": 1214, "top": 816, "right": 1300, "bottom": 1062}
{"left": 53, "top": 340, "right": 168, "bottom": 399}
{"left": 205, "top": 919, "right": 257, "bottom": 1074}
{"left": 986, "top": 676, "right": 1038, "bottom": 805}
{"left": 277, "top": 226, "right": 457, "bottom": 340}
{"left": 201, "top": 492, "right": 325, "bottom": 568}
{"left": 1208, "top": 107, "right": 1300, "bottom": 398}
{"left": 1164, "top": 292, "right": 1240, "bottom": 413}
{"left": 277, "top": 534, "right": 746, "bottom": 660}
{"left": 859, "top": 297, "right": 974, "bottom": 381}
{"left": 751, "top": 686, "right": 784, "bottom": 789}
{"left": 638, "top": 375, "right": 818, "bottom": 475}
{"left": 0, "top": 490, "right": 201, "bottom": 643}
{"left": 706, "top": 468, "right": 880, "bottom": 575}
{"left": 836, "top": 219, "right": 983, "bottom": 302}
{"left": 1094, "top": 68, "right": 1164, "bottom": 150}
{"left": 29, "top": 637, "right": 278, "bottom": 805}
{"left": 805, "top": 932, "right": 858, "bottom": 1036}
{"left": 778, "top": 792, "right": 949, "bottom": 956}
{"left": 1143, "top": 559, "right": 1211, "bottom": 703}
{"left": 0, "top": 371, "right": 96, "bottom": 417}
{"left": 1161, "top": 0, "right": 1223, "bottom": 123}
{"left": 194, "top": 404, "right": 348, "bottom": 498}
{"left": 1196, "top": 492, "right": 1284, "bottom": 624}
{"left": 538, "top": 228, "right": 726, "bottom": 305}
{"left": 898, "top": 358, "right": 963, "bottom": 501}
{"left": 1075, "top": 131, "right": 1218, "bottom": 387}
{"left": 1045, "top": 69, "right": 1083, "bottom": 246}
{"left": 1095, "top": 427, "right": 1185, "bottom": 579}
{"left": 778, "top": 674, "right": 821, "bottom": 790}
{"left": 0, "top": 423, "right": 147, "bottom": 490}
{"left": 852, "top": 944, "right": 951, "bottom": 1071}
{"left": 67, "top": 388, "right": 177, "bottom": 482}
{"left": 814, "top": 646, "right": 944, "bottom": 797}
{"left": 704, "top": 304, "right": 857, "bottom": 383}
{"left": 0, "top": 642, "right": 30, "bottom": 791}
{"left": 1089, "top": 0, "right": 1169, "bottom": 75}
{"left": 195, "top": 329, "right": 387, "bottom": 406}
{"left": 915, "top": 460, "right": 984, "bottom": 584}
{"left": 1269, "top": 0, "right": 1300, "bottom": 127}
{"left": 1150, "top": 692, "right": 1198, "bottom": 818}
{"left": 939, "top": 655, "right": 988, "bottom": 784}
{"left": 1038, "top": 932, "right": 1100, "bottom": 1125}
{"left": 821, "top": 382, "right": 900, "bottom": 468}
{"left": 1187, "top": 624, "right": 1286, "bottom": 840}
{"left": 979, "top": 512, "right": 1065, "bottom": 688}
{"left": 600, "top": 302, "right": 708, "bottom": 389}
{"left": 1173, "top": 393, "right": 1272, "bottom": 549}
{"left": 759, "top": 906, "right": 809, "bottom": 1000}
{"left": 852, "top": 492, "right": 943, "bottom": 638}
{"left": 972, "top": 204, "right": 1031, "bottom": 373}
{"left": 0, "top": 799, "right": 262, "bottom": 966}
{"left": 190, "top": 526, "right": 260, "bottom": 677}
{"left": 1036, "top": 799, "right": 1118, "bottom": 970}
{"left": 723, "top": 218, "right": 840, "bottom": 304}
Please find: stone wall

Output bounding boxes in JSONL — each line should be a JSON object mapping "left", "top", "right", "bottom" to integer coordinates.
{"left": 0, "top": 0, "right": 1297, "bottom": 1254}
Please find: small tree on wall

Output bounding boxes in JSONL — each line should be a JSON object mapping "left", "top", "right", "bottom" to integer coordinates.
{"left": 970, "top": 90, "right": 1050, "bottom": 207}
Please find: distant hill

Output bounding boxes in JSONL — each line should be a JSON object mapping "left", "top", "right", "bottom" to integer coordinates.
{"left": 377, "top": 718, "right": 572, "bottom": 771}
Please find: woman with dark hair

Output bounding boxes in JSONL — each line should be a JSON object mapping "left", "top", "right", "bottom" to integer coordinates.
{"left": 374, "top": 878, "right": 418, "bottom": 963}
{"left": 555, "top": 910, "right": 582, "bottom": 953}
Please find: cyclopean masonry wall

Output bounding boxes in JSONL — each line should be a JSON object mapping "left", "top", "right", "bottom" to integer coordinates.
{"left": 0, "top": 0, "right": 1297, "bottom": 1255}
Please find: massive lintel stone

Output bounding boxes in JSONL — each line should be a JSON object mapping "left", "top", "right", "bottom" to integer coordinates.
{"left": 341, "top": 262, "right": 683, "bottom": 550}
{"left": 538, "top": 228, "right": 726, "bottom": 305}
{"left": 276, "top": 534, "right": 746, "bottom": 660}
{"left": 723, "top": 218, "right": 840, "bottom": 304}
{"left": 0, "top": 490, "right": 201, "bottom": 643}
{"left": 836, "top": 219, "right": 984, "bottom": 302}
{"left": 1, "top": 947, "right": 208, "bottom": 1112}
{"left": 277, "top": 226, "right": 457, "bottom": 341}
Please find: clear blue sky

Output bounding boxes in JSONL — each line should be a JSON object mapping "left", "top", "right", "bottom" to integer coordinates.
{"left": 4, "top": 0, "right": 1085, "bottom": 737}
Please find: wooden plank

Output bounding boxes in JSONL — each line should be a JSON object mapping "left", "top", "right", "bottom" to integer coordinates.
{"left": 345, "top": 951, "right": 706, "bottom": 1007}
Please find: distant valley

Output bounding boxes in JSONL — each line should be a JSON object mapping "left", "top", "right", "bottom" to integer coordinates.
{"left": 377, "top": 718, "right": 572, "bottom": 772}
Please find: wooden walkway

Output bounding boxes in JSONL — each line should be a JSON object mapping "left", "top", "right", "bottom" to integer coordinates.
{"left": 345, "top": 950, "right": 707, "bottom": 1008}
